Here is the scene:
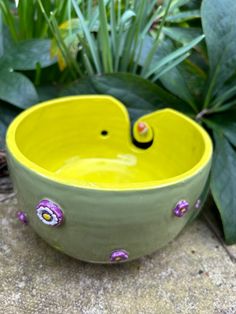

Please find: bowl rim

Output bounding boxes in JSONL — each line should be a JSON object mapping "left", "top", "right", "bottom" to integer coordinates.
{"left": 6, "top": 95, "right": 213, "bottom": 191}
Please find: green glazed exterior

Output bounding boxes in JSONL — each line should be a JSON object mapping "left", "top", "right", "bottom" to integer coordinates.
{"left": 7, "top": 152, "right": 211, "bottom": 263}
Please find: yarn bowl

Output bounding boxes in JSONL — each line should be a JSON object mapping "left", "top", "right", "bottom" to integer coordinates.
{"left": 6, "top": 96, "right": 212, "bottom": 263}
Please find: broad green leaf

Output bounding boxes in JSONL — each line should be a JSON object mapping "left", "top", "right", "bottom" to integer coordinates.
{"left": 2, "top": 25, "right": 14, "bottom": 53}
{"left": 163, "top": 27, "right": 202, "bottom": 45}
{"left": 204, "top": 109, "right": 236, "bottom": 146}
{"left": 201, "top": 0, "right": 236, "bottom": 94}
{"left": 90, "top": 73, "right": 193, "bottom": 116}
{"left": 61, "top": 73, "right": 191, "bottom": 121}
{"left": 184, "top": 0, "right": 202, "bottom": 10}
{"left": 0, "top": 67, "right": 38, "bottom": 108}
{"left": 61, "top": 77, "right": 97, "bottom": 96}
{"left": 0, "top": 102, "right": 21, "bottom": 148}
{"left": 160, "top": 65, "right": 197, "bottom": 111}
{"left": 3, "top": 39, "right": 56, "bottom": 70}
{"left": 0, "top": 13, "right": 3, "bottom": 58}
{"left": 36, "top": 85, "right": 60, "bottom": 102}
{"left": 151, "top": 40, "right": 197, "bottom": 110}
{"left": 90, "top": 74, "right": 162, "bottom": 120}
{"left": 166, "top": 10, "right": 200, "bottom": 23}
{"left": 211, "top": 132, "right": 236, "bottom": 244}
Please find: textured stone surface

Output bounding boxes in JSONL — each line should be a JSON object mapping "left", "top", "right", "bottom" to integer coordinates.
{"left": 0, "top": 196, "right": 236, "bottom": 314}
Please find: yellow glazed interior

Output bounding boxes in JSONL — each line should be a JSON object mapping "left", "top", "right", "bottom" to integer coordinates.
{"left": 6, "top": 96, "right": 212, "bottom": 190}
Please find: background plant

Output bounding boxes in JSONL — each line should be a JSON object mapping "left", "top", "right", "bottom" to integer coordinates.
{"left": 0, "top": 11, "right": 56, "bottom": 147}
{"left": 154, "top": 0, "right": 236, "bottom": 244}
{"left": 0, "top": 0, "right": 203, "bottom": 145}
{"left": 39, "top": 0, "right": 204, "bottom": 80}
{"left": 0, "top": 0, "right": 73, "bottom": 40}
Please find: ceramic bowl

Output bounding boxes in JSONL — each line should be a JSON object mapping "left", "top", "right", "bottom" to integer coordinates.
{"left": 6, "top": 96, "right": 212, "bottom": 263}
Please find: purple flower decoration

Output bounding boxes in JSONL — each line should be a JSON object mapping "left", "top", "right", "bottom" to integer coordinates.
{"left": 173, "top": 200, "right": 189, "bottom": 217}
{"left": 36, "top": 199, "right": 64, "bottom": 227}
{"left": 17, "top": 211, "right": 28, "bottom": 224}
{"left": 110, "top": 249, "right": 129, "bottom": 262}
{"left": 195, "top": 199, "right": 201, "bottom": 209}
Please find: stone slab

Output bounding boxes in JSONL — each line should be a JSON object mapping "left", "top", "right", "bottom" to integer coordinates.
{"left": 0, "top": 197, "right": 236, "bottom": 314}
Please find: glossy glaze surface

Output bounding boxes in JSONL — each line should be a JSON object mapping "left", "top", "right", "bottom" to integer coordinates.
{"left": 7, "top": 96, "right": 211, "bottom": 190}
{"left": 6, "top": 96, "right": 213, "bottom": 263}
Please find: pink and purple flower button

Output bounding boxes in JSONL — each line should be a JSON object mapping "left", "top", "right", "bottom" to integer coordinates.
{"left": 17, "top": 211, "right": 28, "bottom": 224}
{"left": 110, "top": 249, "right": 129, "bottom": 262}
{"left": 36, "top": 199, "right": 64, "bottom": 227}
{"left": 195, "top": 199, "right": 201, "bottom": 209}
{"left": 173, "top": 200, "right": 189, "bottom": 217}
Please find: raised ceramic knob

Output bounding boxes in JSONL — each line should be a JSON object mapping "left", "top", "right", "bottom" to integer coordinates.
{"left": 133, "top": 120, "right": 153, "bottom": 144}
{"left": 137, "top": 122, "right": 149, "bottom": 135}
{"left": 36, "top": 199, "right": 64, "bottom": 227}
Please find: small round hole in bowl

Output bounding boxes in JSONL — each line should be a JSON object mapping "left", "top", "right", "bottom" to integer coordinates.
{"left": 101, "top": 130, "right": 108, "bottom": 137}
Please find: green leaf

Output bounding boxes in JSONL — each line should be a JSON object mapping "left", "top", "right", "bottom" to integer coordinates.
{"left": 36, "top": 85, "right": 60, "bottom": 102}
{"left": 90, "top": 74, "right": 162, "bottom": 120}
{"left": 61, "top": 77, "right": 97, "bottom": 96}
{"left": 144, "top": 34, "right": 205, "bottom": 78}
{"left": 0, "top": 67, "right": 38, "bottom": 108}
{"left": 166, "top": 10, "right": 200, "bottom": 22}
{"left": 3, "top": 39, "right": 56, "bottom": 70}
{"left": 201, "top": 0, "right": 236, "bottom": 94}
{"left": 163, "top": 27, "right": 202, "bottom": 45}
{"left": 88, "top": 0, "right": 110, "bottom": 30}
{"left": 161, "top": 66, "right": 198, "bottom": 112}
{"left": 98, "top": 0, "right": 113, "bottom": 72}
{"left": 2, "top": 25, "right": 14, "bottom": 53}
{"left": 206, "top": 100, "right": 236, "bottom": 114}
{"left": 72, "top": 0, "right": 102, "bottom": 73}
{"left": 211, "top": 132, "right": 236, "bottom": 244}
{"left": 0, "top": 13, "right": 3, "bottom": 58}
{"left": 152, "top": 40, "right": 197, "bottom": 111}
{"left": 212, "top": 85, "right": 236, "bottom": 108}
{"left": 141, "top": 0, "right": 173, "bottom": 77}
{"left": 168, "top": 0, "right": 192, "bottom": 11}
{"left": 61, "top": 73, "right": 191, "bottom": 121}
{"left": 153, "top": 52, "right": 190, "bottom": 81}
{"left": 120, "top": 10, "right": 136, "bottom": 28}
{"left": 204, "top": 109, "right": 236, "bottom": 146}
{"left": 0, "top": 102, "right": 21, "bottom": 148}
{"left": 184, "top": 0, "right": 202, "bottom": 10}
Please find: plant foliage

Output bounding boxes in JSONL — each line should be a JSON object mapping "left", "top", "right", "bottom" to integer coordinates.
{"left": 0, "top": 0, "right": 72, "bottom": 40}
{"left": 38, "top": 0, "right": 204, "bottom": 80}
{"left": 154, "top": 0, "right": 236, "bottom": 244}
{"left": 0, "top": 14, "right": 55, "bottom": 146}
